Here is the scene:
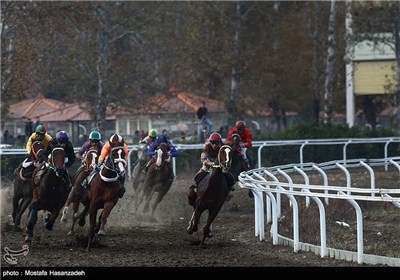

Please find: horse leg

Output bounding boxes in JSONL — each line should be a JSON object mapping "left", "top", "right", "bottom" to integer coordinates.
{"left": 97, "top": 202, "right": 114, "bottom": 236}
{"left": 25, "top": 204, "right": 39, "bottom": 244}
{"left": 86, "top": 205, "right": 98, "bottom": 252}
{"left": 187, "top": 211, "right": 195, "bottom": 234}
{"left": 201, "top": 208, "right": 221, "bottom": 246}
{"left": 61, "top": 189, "right": 75, "bottom": 223}
{"left": 67, "top": 202, "right": 81, "bottom": 235}
{"left": 45, "top": 210, "right": 60, "bottom": 231}
{"left": 150, "top": 184, "right": 171, "bottom": 217}
{"left": 14, "top": 197, "right": 31, "bottom": 231}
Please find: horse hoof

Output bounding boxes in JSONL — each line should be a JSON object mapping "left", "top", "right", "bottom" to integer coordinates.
{"left": 13, "top": 225, "right": 22, "bottom": 232}
{"left": 45, "top": 222, "right": 54, "bottom": 231}
{"left": 78, "top": 219, "right": 86, "bottom": 227}
{"left": 97, "top": 229, "right": 105, "bottom": 236}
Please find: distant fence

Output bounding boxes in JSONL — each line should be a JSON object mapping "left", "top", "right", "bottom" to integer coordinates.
{"left": 238, "top": 157, "right": 400, "bottom": 266}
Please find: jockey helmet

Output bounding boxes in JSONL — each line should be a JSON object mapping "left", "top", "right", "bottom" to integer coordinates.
{"left": 110, "top": 133, "right": 123, "bottom": 143}
{"left": 209, "top": 132, "right": 222, "bottom": 143}
{"left": 89, "top": 130, "right": 101, "bottom": 141}
{"left": 148, "top": 129, "right": 158, "bottom": 138}
{"left": 157, "top": 135, "right": 168, "bottom": 144}
{"left": 56, "top": 131, "right": 69, "bottom": 144}
{"left": 35, "top": 124, "right": 46, "bottom": 135}
{"left": 236, "top": 120, "right": 246, "bottom": 129}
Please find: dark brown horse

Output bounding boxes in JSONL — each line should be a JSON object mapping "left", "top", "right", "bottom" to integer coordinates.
{"left": 12, "top": 141, "right": 44, "bottom": 231}
{"left": 60, "top": 147, "right": 98, "bottom": 235}
{"left": 86, "top": 143, "right": 127, "bottom": 251}
{"left": 187, "top": 144, "right": 235, "bottom": 246}
{"left": 24, "top": 147, "right": 70, "bottom": 244}
{"left": 139, "top": 142, "right": 173, "bottom": 217}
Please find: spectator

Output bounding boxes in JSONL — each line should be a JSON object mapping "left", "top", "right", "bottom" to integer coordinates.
{"left": 25, "top": 118, "right": 33, "bottom": 139}
{"left": 196, "top": 101, "right": 213, "bottom": 142}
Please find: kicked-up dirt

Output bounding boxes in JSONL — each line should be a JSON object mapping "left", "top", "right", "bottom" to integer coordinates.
{"left": 1, "top": 169, "right": 399, "bottom": 271}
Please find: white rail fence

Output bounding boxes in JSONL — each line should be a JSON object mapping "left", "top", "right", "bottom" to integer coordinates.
{"left": 1, "top": 137, "right": 399, "bottom": 181}
{"left": 238, "top": 157, "right": 400, "bottom": 266}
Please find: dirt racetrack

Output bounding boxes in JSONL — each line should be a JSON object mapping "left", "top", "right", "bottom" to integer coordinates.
{"left": 1, "top": 170, "right": 399, "bottom": 271}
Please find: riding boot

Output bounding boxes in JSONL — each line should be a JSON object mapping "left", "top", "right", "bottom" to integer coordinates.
{"left": 118, "top": 176, "right": 126, "bottom": 198}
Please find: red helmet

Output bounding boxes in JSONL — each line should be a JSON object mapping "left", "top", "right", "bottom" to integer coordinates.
{"left": 236, "top": 120, "right": 246, "bottom": 129}
{"left": 208, "top": 132, "right": 222, "bottom": 143}
{"left": 35, "top": 124, "right": 46, "bottom": 135}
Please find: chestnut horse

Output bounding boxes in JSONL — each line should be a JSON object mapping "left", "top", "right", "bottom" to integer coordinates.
{"left": 60, "top": 148, "right": 98, "bottom": 235}
{"left": 24, "top": 147, "right": 70, "bottom": 244}
{"left": 86, "top": 143, "right": 127, "bottom": 251}
{"left": 187, "top": 145, "right": 235, "bottom": 246}
{"left": 139, "top": 142, "right": 173, "bottom": 217}
{"left": 12, "top": 141, "right": 44, "bottom": 231}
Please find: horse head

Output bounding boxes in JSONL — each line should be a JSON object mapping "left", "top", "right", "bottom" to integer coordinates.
{"left": 30, "top": 141, "right": 45, "bottom": 163}
{"left": 48, "top": 147, "right": 66, "bottom": 177}
{"left": 83, "top": 148, "right": 99, "bottom": 172}
{"left": 110, "top": 145, "right": 127, "bottom": 177}
{"left": 218, "top": 145, "right": 233, "bottom": 173}
{"left": 155, "top": 142, "right": 168, "bottom": 168}
{"left": 230, "top": 133, "right": 241, "bottom": 150}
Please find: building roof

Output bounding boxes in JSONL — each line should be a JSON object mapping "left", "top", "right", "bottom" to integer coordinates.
{"left": 8, "top": 91, "right": 226, "bottom": 122}
{"left": 8, "top": 94, "right": 116, "bottom": 122}
{"left": 115, "top": 91, "right": 226, "bottom": 116}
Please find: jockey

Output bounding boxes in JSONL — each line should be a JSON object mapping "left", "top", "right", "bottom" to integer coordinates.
{"left": 226, "top": 120, "right": 253, "bottom": 169}
{"left": 134, "top": 128, "right": 158, "bottom": 169}
{"left": 26, "top": 124, "right": 52, "bottom": 154}
{"left": 143, "top": 133, "right": 179, "bottom": 181}
{"left": 75, "top": 130, "right": 104, "bottom": 174}
{"left": 14, "top": 124, "right": 52, "bottom": 175}
{"left": 140, "top": 128, "right": 158, "bottom": 147}
{"left": 85, "top": 133, "right": 129, "bottom": 198}
{"left": 189, "top": 132, "right": 235, "bottom": 191}
{"left": 33, "top": 131, "right": 75, "bottom": 199}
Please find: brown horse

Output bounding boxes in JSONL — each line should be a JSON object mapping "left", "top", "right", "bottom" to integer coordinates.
{"left": 139, "top": 142, "right": 173, "bottom": 217}
{"left": 86, "top": 143, "right": 127, "bottom": 251}
{"left": 12, "top": 141, "right": 45, "bottom": 231}
{"left": 24, "top": 147, "right": 70, "bottom": 244}
{"left": 187, "top": 145, "right": 235, "bottom": 246}
{"left": 60, "top": 147, "right": 98, "bottom": 235}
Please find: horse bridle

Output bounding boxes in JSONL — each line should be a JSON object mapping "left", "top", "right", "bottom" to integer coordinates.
{"left": 217, "top": 145, "right": 232, "bottom": 173}
{"left": 99, "top": 146, "right": 127, "bottom": 182}
{"left": 47, "top": 147, "right": 66, "bottom": 177}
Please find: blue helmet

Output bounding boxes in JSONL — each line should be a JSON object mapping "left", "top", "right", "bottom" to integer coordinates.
{"left": 56, "top": 131, "right": 69, "bottom": 144}
{"left": 157, "top": 135, "right": 167, "bottom": 145}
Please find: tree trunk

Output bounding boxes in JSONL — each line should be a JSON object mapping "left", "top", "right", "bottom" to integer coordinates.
{"left": 324, "top": 0, "right": 336, "bottom": 124}
{"left": 95, "top": 4, "right": 110, "bottom": 132}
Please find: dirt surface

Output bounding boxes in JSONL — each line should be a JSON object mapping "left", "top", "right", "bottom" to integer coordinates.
{"left": 1, "top": 170, "right": 399, "bottom": 270}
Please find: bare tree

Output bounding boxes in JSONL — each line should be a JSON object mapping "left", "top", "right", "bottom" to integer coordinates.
{"left": 323, "top": 0, "right": 336, "bottom": 123}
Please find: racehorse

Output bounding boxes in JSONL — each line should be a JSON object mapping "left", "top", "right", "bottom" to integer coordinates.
{"left": 60, "top": 147, "right": 98, "bottom": 235}
{"left": 187, "top": 144, "right": 235, "bottom": 246}
{"left": 24, "top": 147, "right": 70, "bottom": 244}
{"left": 12, "top": 141, "right": 44, "bottom": 231}
{"left": 139, "top": 142, "right": 173, "bottom": 217}
{"left": 86, "top": 142, "right": 127, "bottom": 251}
{"left": 131, "top": 142, "right": 148, "bottom": 205}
